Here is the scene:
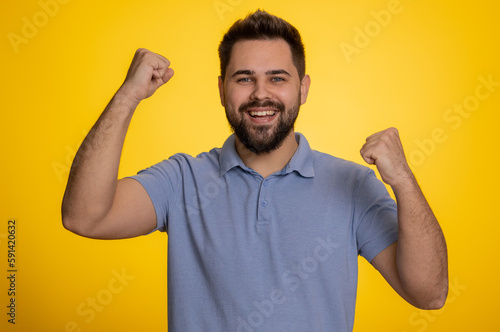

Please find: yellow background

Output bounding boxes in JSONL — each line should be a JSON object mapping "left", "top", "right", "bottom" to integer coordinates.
{"left": 1, "top": 0, "right": 499, "bottom": 331}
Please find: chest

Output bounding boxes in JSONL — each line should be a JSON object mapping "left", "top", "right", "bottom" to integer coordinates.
{"left": 171, "top": 172, "right": 357, "bottom": 270}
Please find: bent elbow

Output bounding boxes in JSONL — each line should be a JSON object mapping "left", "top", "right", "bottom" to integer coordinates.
{"left": 61, "top": 203, "right": 80, "bottom": 234}
{"left": 412, "top": 288, "right": 448, "bottom": 310}
{"left": 418, "top": 296, "right": 446, "bottom": 310}
{"left": 61, "top": 213, "right": 85, "bottom": 236}
{"left": 430, "top": 288, "right": 448, "bottom": 309}
{"left": 61, "top": 207, "right": 99, "bottom": 238}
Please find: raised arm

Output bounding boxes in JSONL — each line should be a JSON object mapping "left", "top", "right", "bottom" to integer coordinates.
{"left": 61, "top": 48, "right": 174, "bottom": 239}
{"left": 360, "top": 127, "right": 448, "bottom": 309}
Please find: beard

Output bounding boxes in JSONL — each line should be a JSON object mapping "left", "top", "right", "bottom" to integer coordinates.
{"left": 225, "top": 97, "right": 300, "bottom": 155}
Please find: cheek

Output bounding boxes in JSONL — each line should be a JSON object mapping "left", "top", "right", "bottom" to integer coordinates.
{"left": 277, "top": 89, "right": 300, "bottom": 106}
{"left": 228, "top": 91, "right": 252, "bottom": 111}
{"left": 225, "top": 87, "right": 242, "bottom": 105}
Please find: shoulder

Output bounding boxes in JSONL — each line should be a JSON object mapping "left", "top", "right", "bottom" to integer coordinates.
{"left": 155, "top": 147, "right": 222, "bottom": 169}
{"left": 312, "top": 150, "right": 372, "bottom": 180}
{"left": 306, "top": 150, "right": 380, "bottom": 199}
{"left": 134, "top": 148, "right": 221, "bottom": 182}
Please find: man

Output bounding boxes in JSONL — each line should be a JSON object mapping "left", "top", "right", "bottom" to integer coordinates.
{"left": 62, "top": 10, "right": 448, "bottom": 332}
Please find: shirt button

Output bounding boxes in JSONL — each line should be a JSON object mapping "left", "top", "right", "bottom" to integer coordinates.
{"left": 261, "top": 200, "right": 268, "bottom": 207}
{"left": 263, "top": 181, "right": 268, "bottom": 187}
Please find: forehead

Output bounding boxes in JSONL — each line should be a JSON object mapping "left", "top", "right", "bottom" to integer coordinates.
{"left": 226, "top": 39, "right": 296, "bottom": 76}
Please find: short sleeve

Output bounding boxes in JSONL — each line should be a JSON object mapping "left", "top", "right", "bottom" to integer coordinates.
{"left": 354, "top": 169, "right": 398, "bottom": 262}
{"left": 128, "top": 155, "right": 184, "bottom": 233}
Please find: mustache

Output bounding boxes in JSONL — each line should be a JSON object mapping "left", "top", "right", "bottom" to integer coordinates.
{"left": 238, "top": 100, "right": 285, "bottom": 113}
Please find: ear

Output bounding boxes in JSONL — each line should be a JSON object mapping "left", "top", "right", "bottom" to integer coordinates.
{"left": 300, "top": 74, "right": 311, "bottom": 106}
{"left": 218, "top": 76, "right": 225, "bottom": 107}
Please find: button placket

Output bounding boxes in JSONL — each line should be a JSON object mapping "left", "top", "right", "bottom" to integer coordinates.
{"left": 257, "top": 178, "right": 271, "bottom": 224}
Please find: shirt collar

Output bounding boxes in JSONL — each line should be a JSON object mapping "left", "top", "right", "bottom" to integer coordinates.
{"left": 286, "top": 132, "right": 315, "bottom": 178}
{"left": 219, "top": 134, "right": 246, "bottom": 176}
{"left": 219, "top": 133, "right": 315, "bottom": 178}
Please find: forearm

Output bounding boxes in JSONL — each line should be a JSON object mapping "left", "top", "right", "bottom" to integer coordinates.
{"left": 393, "top": 176, "right": 448, "bottom": 309}
{"left": 62, "top": 89, "right": 138, "bottom": 233}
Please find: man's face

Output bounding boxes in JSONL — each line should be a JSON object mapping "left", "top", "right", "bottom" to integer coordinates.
{"left": 218, "top": 39, "right": 310, "bottom": 154}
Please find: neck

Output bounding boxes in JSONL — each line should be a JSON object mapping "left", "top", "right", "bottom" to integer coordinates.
{"left": 235, "top": 131, "right": 298, "bottom": 179}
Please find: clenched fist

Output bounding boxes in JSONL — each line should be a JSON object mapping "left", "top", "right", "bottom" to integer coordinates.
{"left": 119, "top": 48, "right": 174, "bottom": 104}
{"left": 360, "top": 127, "right": 414, "bottom": 188}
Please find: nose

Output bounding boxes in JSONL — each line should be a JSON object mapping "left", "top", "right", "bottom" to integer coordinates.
{"left": 250, "top": 80, "right": 271, "bottom": 100}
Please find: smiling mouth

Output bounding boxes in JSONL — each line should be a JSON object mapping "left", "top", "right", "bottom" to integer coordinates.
{"left": 248, "top": 110, "right": 276, "bottom": 118}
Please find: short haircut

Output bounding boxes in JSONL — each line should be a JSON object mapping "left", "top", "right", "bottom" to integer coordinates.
{"left": 218, "top": 10, "right": 306, "bottom": 80}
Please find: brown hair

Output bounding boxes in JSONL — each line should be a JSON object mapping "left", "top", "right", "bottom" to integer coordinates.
{"left": 218, "top": 10, "right": 306, "bottom": 80}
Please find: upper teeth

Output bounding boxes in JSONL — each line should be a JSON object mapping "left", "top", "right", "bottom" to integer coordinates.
{"left": 249, "top": 110, "right": 275, "bottom": 116}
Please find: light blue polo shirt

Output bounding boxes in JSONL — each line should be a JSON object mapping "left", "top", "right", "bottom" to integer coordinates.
{"left": 131, "top": 133, "right": 398, "bottom": 332}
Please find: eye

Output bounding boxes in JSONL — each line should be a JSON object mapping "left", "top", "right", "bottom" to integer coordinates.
{"left": 271, "top": 77, "right": 286, "bottom": 82}
{"left": 237, "top": 77, "right": 253, "bottom": 83}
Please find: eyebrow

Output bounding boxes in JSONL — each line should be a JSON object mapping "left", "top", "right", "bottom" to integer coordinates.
{"left": 266, "top": 69, "right": 291, "bottom": 76}
{"left": 232, "top": 70, "right": 254, "bottom": 77}
{"left": 231, "top": 69, "right": 292, "bottom": 77}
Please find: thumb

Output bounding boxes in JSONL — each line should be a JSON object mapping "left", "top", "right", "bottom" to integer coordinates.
{"left": 151, "top": 67, "right": 174, "bottom": 90}
{"left": 362, "top": 154, "right": 375, "bottom": 165}
{"left": 161, "top": 67, "right": 174, "bottom": 83}
{"left": 360, "top": 145, "right": 376, "bottom": 165}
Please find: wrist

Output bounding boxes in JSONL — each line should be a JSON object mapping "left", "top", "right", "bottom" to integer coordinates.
{"left": 390, "top": 171, "right": 419, "bottom": 195}
{"left": 115, "top": 84, "right": 143, "bottom": 109}
{"left": 110, "top": 86, "right": 143, "bottom": 120}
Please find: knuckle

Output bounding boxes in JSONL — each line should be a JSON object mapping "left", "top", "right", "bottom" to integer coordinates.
{"left": 381, "top": 128, "right": 398, "bottom": 141}
{"left": 136, "top": 48, "right": 152, "bottom": 59}
{"left": 387, "top": 127, "right": 399, "bottom": 136}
